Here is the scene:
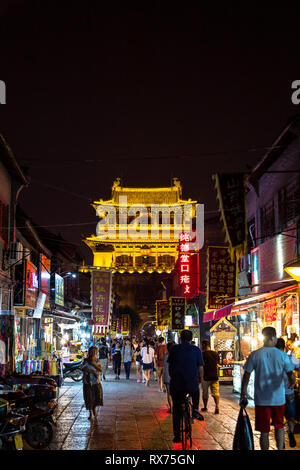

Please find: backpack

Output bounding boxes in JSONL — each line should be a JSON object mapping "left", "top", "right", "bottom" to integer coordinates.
{"left": 98, "top": 344, "right": 108, "bottom": 359}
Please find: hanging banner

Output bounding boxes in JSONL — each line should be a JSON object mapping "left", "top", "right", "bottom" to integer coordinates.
{"left": 213, "top": 173, "right": 247, "bottom": 261}
{"left": 206, "top": 246, "right": 237, "bottom": 311}
{"left": 156, "top": 300, "right": 170, "bottom": 328}
{"left": 264, "top": 298, "right": 277, "bottom": 323}
{"left": 170, "top": 297, "right": 186, "bottom": 330}
{"left": 121, "top": 314, "right": 130, "bottom": 335}
{"left": 91, "top": 270, "right": 112, "bottom": 327}
{"left": 110, "top": 318, "right": 118, "bottom": 334}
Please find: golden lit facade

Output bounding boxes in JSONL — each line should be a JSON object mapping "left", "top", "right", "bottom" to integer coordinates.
{"left": 82, "top": 178, "right": 197, "bottom": 274}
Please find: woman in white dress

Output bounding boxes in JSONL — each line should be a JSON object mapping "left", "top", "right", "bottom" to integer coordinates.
{"left": 141, "top": 340, "right": 156, "bottom": 386}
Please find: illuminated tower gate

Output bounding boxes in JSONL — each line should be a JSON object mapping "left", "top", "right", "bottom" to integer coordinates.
{"left": 82, "top": 178, "right": 197, "bottom": 330}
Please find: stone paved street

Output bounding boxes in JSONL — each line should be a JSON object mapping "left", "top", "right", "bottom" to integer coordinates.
{"left": 24, "top": 364, "right": 300, "bottom": 451}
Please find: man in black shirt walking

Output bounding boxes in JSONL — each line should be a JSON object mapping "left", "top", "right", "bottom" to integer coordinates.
{"left": 201, "top": 339, "right": 220, "bottom": 414}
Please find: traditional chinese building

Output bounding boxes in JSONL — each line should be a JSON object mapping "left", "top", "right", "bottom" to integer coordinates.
{"left": 81, "top": 178, "right": 198, "bottom": 331}
{"left": 83, "top": 178, "right": 197, "bottom": 274}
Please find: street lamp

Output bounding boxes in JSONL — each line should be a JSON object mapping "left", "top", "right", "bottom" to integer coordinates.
{"left": 284, "top": 258, "right": 300, "bottom": 282}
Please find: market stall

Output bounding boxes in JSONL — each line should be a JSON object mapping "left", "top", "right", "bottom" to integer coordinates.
{"left": 209, "top": 318, "right": 237, "bottom": 383}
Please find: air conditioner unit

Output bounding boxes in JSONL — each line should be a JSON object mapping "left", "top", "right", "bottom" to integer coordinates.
{"left": 9, "top": 242, "right": 23, "bottom": 265}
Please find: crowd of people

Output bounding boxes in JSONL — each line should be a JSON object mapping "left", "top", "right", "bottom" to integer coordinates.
{"left": 80, "top": 328, "right": 299, "bottom": 449}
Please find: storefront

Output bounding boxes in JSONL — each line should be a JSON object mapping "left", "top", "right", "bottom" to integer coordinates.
{"left": 229, "top": 283, "right": 299, "bottom": 399}
{"left": 209, "top": 318, "right": 237, "bottom": 383}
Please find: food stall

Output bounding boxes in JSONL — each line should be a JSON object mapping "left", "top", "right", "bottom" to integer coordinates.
{"left": 210, "top": 318, "right": 237, "bottom": 383}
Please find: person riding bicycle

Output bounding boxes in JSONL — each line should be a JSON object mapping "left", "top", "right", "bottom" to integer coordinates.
{"left": 168, "top": 329, "right": 204, "bottom": 443}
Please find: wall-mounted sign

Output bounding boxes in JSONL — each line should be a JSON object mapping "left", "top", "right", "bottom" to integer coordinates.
{"left": 170, "top": 297, "right": 186, "bottom": 330}
{"left": 206, "top": 246, "right": 236, "bottom": 311}
{"left": 40, "top": 254, "right": 51, "bottom": 308}
{"left": 178, "top": 233, "right": 191, "bottom": 295}
{"left": 55, "top": 274, "right": 64, "bottom": 307}
{"left": 156, "top": 300, "right": 170, "bottom": 328}
{"left": 25, "top": 260, "right": 38, "bottom": 308}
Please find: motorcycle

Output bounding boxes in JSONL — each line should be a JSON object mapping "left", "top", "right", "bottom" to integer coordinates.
{"left": 62, "top": 360, "right": 83, "bottom": 382}
{"left": 0, "top": 376, "right": 57, "bottom": 449}
{"left": 0, "top": 398, "right": 27, "bottom": 450}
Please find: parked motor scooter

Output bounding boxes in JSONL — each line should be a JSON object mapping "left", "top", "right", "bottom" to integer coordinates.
{"left": 0, "top": 376, "right": 57, "bottom": 449}
{"left": 0, "top": 398, "right": 27, "bottom": 450}
{"left": 63, "top": 360, "right": 83, "bottom": 382}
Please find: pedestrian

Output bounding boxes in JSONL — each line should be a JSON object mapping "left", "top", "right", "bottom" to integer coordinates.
{"left": 112, "top": 341, "right": 122, "bottom": 380}
{"left": 163, "top": 341, "right": 175, "bottom": 413}
{"left": 240, "top": 326, "right": 296, "bottom": 450}
{"left": 141, "top": 340, "right": 155, "bottom": 387}
{"left": 286, "top": 337, "right": 300, "bottom": 360}
{"left": 201, "top": 339, "right": 220, "bottom": 414}
{"left": 135, "top": 341, "right": 143, "bottom": 382}
{"left": 122, "top": 338, "right": 133, "bottom": 379}
{"left": 276, "top": 337, "right": 299, "bottom": 448}
{"left": 98, "top": 337, "right": 109, "bottom": 380}
{"left": 156, "top": 336, "right": 167, "bottom": 392}
{"left": 168, "top": 329, "right": 204, "bottom": 443}
{"left": 82, "top": 346, "right": 103, "bottom": 421}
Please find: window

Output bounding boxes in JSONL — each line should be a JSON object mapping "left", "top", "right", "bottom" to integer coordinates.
{"left": 278, "top": 180, "right": 300, "bottom": 229}
{"left": 260, "top": 200, "right": 275, "bottom": 242}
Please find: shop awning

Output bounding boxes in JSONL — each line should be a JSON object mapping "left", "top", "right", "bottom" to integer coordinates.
{"left": 202, "top": 303, "right": 234, "bottom": 322}
{"left": 202, "top": 311, "right": 214, "bottom": 323}
{"left": 43, "top": 309, "right": 82, "bottom": 322}
{"left": 230, "top": 283, "right": 298, "bottom": 315}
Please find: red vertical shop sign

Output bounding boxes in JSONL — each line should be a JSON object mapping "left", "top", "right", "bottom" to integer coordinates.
{"left": 178, "top": 233, "right": 191, "bottom": 295}
{"left": 263, "top": 298, "right": 277, "bottom": 323}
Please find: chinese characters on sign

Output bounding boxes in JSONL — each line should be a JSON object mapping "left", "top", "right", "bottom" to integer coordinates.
{"left": 92, "top": 270, "right": 112, "bottom": 327}
{"left": 206, "top": 246, "right": 236, "bottom": 311}
{"left": 263, "top": 298, "right": 277, "bottom": 323}
{"left": 156, "top": 300, "right": 170, "bottom": 328}
{"left": 179, "top": 233, "right": 191, "bottom": 295}
{"left": 170, "top": 297, "right": 186, "bottom": 330}
{"left": 121, "top": 314, "right": 130, "bottom": 335}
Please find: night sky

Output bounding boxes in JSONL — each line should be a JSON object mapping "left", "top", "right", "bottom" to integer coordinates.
{"left": 1, "top": 2, "right": 300, "bottom": 264}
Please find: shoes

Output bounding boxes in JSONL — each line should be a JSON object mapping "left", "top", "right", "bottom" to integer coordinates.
{"left": 167, "top": 408, "right": 172, "bottom": 414}
{"left": 115, "top": 375, "right": 118, "bottom": 380}
{"left": 288, "top": 432, "right": 296, "bottom": 448}
{"left": 146, "top": 380, "right": 150, "bottom": 387}
{"left": 192, "top": 410, "right": 204, "bottom": 421}
{"left": 173, "top": 436, "right": 181, "bottom": 443}
{"left": 214, "top": 408, "right": 220, "bottom": 415}
{"left": 158, "top": 389, "right": 163, "bottom": 392}
{"left": 142, "top": 380, "right": 146, "bottom": 383}
{"left": 103, "top": 375, "right": 106, "bottom": 380}
{"left": 117, "top": 376, "right": 120, "bottom": 380}
{"left": 201, "top": 407, "right": 208, "bottom": 412}
{"left": 137, "top": 379, "right": 141, "bottom": 383}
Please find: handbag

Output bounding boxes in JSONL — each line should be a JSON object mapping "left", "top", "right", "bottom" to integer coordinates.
{"left": 233, "top": 406, "right": 255, "bottom": 450}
